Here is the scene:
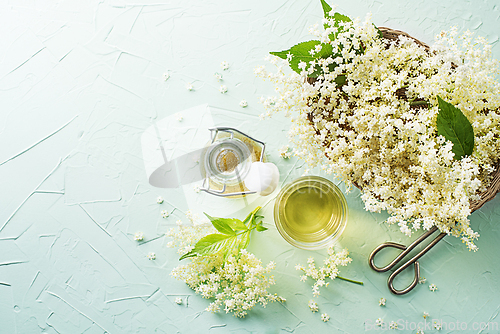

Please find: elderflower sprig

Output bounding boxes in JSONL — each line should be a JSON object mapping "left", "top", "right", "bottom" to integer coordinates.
{"left": 167, "top": 207, "right": 284, "bottom": 318}
{"left": 295, "top": 247, "right": 362, "bottom": 297}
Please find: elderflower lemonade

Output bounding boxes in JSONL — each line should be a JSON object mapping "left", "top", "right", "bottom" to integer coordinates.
{"left": 274, "top": 176, "right": 347, "bottom": 249}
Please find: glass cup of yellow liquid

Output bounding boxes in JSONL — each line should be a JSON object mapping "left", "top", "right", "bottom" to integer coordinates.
{"left": 274, "top": 176, "right": 347, "bottom": 250}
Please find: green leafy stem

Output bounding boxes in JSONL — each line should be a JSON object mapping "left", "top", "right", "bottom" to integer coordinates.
{"left": 179, "top": 206, "right": 268, "bottom": 261}
{"left": 269, "top": 0, "right": 382, "bottom": 80}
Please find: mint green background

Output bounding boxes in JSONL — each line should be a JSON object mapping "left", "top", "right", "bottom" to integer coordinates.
{"left": 1, "top": 0, "right": 499, "bottom": 333}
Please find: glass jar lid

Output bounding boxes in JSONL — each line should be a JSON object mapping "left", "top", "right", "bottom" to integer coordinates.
{"left": 203, "top": 137, "right": 252, "bottom": 187}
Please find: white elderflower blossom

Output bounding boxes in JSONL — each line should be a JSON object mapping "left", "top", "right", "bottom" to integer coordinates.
{"left": 416, "top": 328, "right": 425, "bottom": 334}
{"left": 278, "top": 145, "right": 292, "bottom": 159}
{"left": 258, "top": 13, "right": 500, "bottom": 250}
{"left": 429, "top": 284, "right": 437, "bottom": 292}
{"left": 156, "top": 196, "right": 164, "bottom": 204}
{"left": 308, "top": 300, "right": 319, "bottom": 312}
{"left": 239, "top": 99, "right": 248, "bottom": 108}
{"left": 161, "top": 210, "right": 169, "bottom": 218}
{"left": 175, "top": 113, "right": 183, "bottom": 121}
{"left": 379, "top": 297, "right": 386, "bottom": 306}
{"left": 418, "top": 276, "right": 427, "bottom": 284}
{"left": 170, "top": 249, "right": 282, "bottom": 318}
{"left": 221, "top": 61, "right": 229, "bottom": 70}
{"left": 175, "top": 297, "right": 183, "bottom": 305}
{"left": 134, "top": 232, "right": 144, "bottom": 241}
{"left": 376, "top": 318, "right": 384, "bottom": 327}
{"left": 321, "top": 313, "right": 330, "bottom": 322}
{"left": 214, "top": 72, "right": 222, "bottom": 81}
{"left": 186, "top": 82, "right": 193, "bottom": 91}
{"left": 296, "top": 247, "right": 353, "bottom": 296}
{"left": 423, "top": 312, "right": 429, "bottom": 319}
{"left": 434, "top": 321, "right": 442, "bottom": 330}
{"left": 166, "top": 212, "right": 283, "bottom": 318}
{"left": 163, "top": 72, "right": 170, "bottom": 81}
{"left": 389, "top": 321, "right": 398, "bottom": 329}
{"left": 147, "top": 252, "right": 156, "bottom": 260}
{"left": 219, "top": 85, "right": 228, "bottom": 94}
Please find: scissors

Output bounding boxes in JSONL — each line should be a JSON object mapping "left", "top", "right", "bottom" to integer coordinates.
{"left": 368, "top": 226, "right": 446, "bottom": 295}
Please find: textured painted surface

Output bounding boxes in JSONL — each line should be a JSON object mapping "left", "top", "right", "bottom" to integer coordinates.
{"left": 1, "top": 0, "right": 499, "bottom": 333}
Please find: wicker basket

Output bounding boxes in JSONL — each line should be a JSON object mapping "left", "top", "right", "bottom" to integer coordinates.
{"left": 309, "top": 27, "right": 500, "bottom": 214}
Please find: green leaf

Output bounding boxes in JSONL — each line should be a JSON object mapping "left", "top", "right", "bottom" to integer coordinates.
{"left": 204, "top": 213, "right": 217, "bottom": 222}
{"left": 320, "top": 0, "right": 351, "bottom": 26}
{"left": 205, "top": 213, "right": 242, "bottom": 234}
{"left": 373, "top": 24, "right": 383, "bottom": 39}
{"left": 179, "top": 233, "right": 235, "bottom": 260}
{"left": 270, "top": 41, "right": 337, "bottom": 78}
{"left": 239, "top": 231, "right": 251, "bottom": 250}
{"left": 331, "top": 12, "right": 351, "bottom": 25}
{"left": 436, "top": 96, "right": 475, "bottom": 160}
{"left": 242, "top": 206, "right": 262, "bottom": 225}
{"left": 320, "top": 0, "right": 332, "bottom": 18}
{"left": 256, "top": 222, "right": 268, "bottom": 232}
{"left": 227, "top": 219, "right": 248, "bottom": 231}
{"left": 211, "top": 218, "right": 236, "bottom": 235}
{"left": 335, "top": 74, "right": 346, "bottom": 86}
{"left": 319, "top": 0, "right": 353, "bottom": 47}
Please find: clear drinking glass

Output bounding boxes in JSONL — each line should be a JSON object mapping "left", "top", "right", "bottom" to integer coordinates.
{"left": 274, "top": 176, "right": 348, "bottom": 250}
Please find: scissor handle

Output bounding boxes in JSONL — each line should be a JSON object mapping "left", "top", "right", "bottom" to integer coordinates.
{"left": 369, "top": 242, "right": 408, "bottom": 272}
{"left": 388, "top": 260, "right": 420, "bottom": 295}
{"left": 369, "top": 226, "right": 446, "bottom": 295}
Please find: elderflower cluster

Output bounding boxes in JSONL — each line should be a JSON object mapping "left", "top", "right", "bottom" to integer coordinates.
{"left": 257, "top": 13, "right": 500, "bottom": 251}
{"left": 170, "top": 250, "right": 282, "bottom": 318}
{"left": 165, "top": 220, "right": 216, "bottom": 255}
{"left": 295, "top": 247, "right": 352, "bottom": 296}
{"left": 166, "top": 214, "right": 283, "bottom": 318}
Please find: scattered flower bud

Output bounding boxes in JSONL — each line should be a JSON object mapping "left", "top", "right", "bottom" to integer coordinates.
{"left": 157, "top": 196, "right": 164, "bottom": 204}
{"left": 147, "top": 252, "right": 156, "bottom": 260}
{"left": 134, "top": 232, "right": 144, "bottom": 241}
{"left": 308, "top": 300, "right": 319, "bottom": 313}
{"left": 279, "top": 145, "right": 291, "bottom": 159}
